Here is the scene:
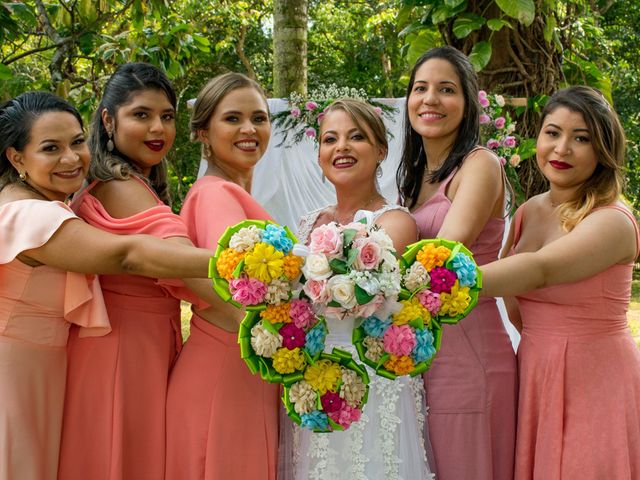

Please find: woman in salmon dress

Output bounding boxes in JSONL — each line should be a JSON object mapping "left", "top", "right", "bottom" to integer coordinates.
{"left": 0, "top": 92, "right": 213, "bottom": 480}
{"left": 482, "top": 86, "right": 640, "bottom": 479}
{"left": 396, "top": 46, "right": 517, "bottom": 479}
{"left": 164, "top": 73, "right": 279, "bottom": 480}
{"left": 58, "top": 63, "right": 216, "bottom": 480}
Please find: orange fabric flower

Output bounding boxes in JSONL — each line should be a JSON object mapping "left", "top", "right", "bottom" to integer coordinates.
{"left": 416, "top": 243, "right": 451, "bottom": 271}
{"left": 383, "top": 354, "right": 415, "bottom": 376}
{"left": 216, "top": 248, "right": 244, "bottom": 281}
{"left": 283, "top": 254, "right": 303, "bottom": 281}
{"left": 260, "top": 302, "right": 292, "bottom": 324}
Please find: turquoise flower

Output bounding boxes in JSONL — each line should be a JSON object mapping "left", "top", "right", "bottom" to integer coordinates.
{"left": 361, "top": 315, "right": 392, "bottom": 338}
{"left": 300, "top": 410, "right": 329, "bottom": 430}
{"left": 451, "top": 253, "right": 477, "bottom": 287}
{"left": 305, "top": 323, "right": 327, "bottom": 357}
{"left": 262, "top": 224, "right": 293, "bottom": 254}
{"left": 412, "top": 328, "right": 436, "bottom": 363}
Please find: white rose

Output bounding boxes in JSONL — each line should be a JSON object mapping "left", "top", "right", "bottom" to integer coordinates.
{"left": 368, "top": 228, "right": 395, "bottom": 251}
{"left": 301, "top": 253, "right": 332, "bottom": 280}
{"left": 495, "top": 94, "right": 506, "bottom": 107}
{"left": 327, "top": 274, "right": 357, "bottom": 309}
{"left": 355, "top": 275, "right": 381, "bottom": 296}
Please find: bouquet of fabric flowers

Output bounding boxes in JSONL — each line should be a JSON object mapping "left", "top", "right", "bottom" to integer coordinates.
{"left": 210, "top": 220, "right": 302, "bottom": 310}
{"left": 352, "top": 239, "right": 481, "bottom": 378}
{"left": 295, "top": 218, "right": 402, "bottom": 322}
{"left": 238, "top": 296, "right": 328, "bottom": 383}
{"left": 283, "top": 348, "right": 369, "bottom": 432}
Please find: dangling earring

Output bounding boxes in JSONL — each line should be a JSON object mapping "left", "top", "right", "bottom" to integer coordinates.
{"left": 203, "top": 143, "right": 212, "bottom": 159}
{"left": 19, "top": 171, "right": 27, "bottom": 181}
{"left": 321, "top": 172, "right": 326, "bottom": 184}
{"left": 376, "top": 162, "right": 383, "bottom": 179}
{"left": 107, "top": 131, "right": 114, "bottom": 152}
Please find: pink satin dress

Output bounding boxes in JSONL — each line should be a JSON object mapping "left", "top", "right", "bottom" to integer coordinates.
{"left": 58, "top": 178, "right": 188, "bottom": 480}
{"left": 413, "top": 165, "right": 517, "bottom": 480}
{"left": 0, "top": 200, "right": 110, "bottom": 480}
{"left": 165, "top": 176, "right": 280, "bottom": 480}
{"left": 511, "top": 204, "right": 640, "bottom": 480}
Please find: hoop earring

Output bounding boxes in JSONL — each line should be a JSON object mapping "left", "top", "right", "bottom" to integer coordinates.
{"left": 19, "top": 171, "right": 27, "bottom": 181}
{"left": 107, "top": 131, "right": 114, "bottom": 152}
{"left": 376, "top": 162, "right": 383, "bottom": 179}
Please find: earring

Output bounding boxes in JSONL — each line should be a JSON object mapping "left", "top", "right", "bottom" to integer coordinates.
{"left": 203, "top": 143, "right": 212, "bottom": 159}
{"left": 376, "top": 162, "right": 383, "bottom": 179}
{"left": 107, "top": 131, "right": 114, "bottom": 152}
{"left": 19, "top": 171, "right": 27, "bottom": 181}
{"left": 321, "top": 172, "right": 326, "bottom": 184}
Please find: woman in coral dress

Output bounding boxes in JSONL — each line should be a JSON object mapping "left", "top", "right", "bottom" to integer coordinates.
{"left": 0, "top": 92, "right": 213, "bottom": 480}
{"left": 396, "top": 46, "right": 517, "bottom": 479}
{"left": 164, "top": 73, "right": 279, "bottom": 480}
{"left": 482, "top": 86, "right": 640, "bottom": 479}
{"left": 58, "top": 63, "right": 217, "bottom": 480}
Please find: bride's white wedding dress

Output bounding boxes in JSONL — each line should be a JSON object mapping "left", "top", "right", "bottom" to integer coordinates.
{"left": 278, "top": 204, "right": 435, "bottom": 480}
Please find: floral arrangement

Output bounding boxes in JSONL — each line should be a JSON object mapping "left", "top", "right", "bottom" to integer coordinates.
{"left": 294, "top": 218, "right": 402, "bottom": 322}
{"left": 238, "top": 296, "right": 328, "bottom": 383}
{"left": 210, "top": 220, "right": 302, "bottom": 310}
{"left": 282, "top": 348, "right": 370, "bottom": 432}
{"left": 271, "top": 84, "right": 396, "bottom": 146}
{"left": 352, "top": 239, "right": 481, "bottom": 378}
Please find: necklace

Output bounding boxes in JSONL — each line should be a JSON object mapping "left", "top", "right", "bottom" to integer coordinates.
{"left": 330, "top": 193, "right": 383, "bottom": 225}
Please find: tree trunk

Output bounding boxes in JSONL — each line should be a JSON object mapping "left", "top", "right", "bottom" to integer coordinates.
{"left": 442, "top": 1, "right": 563, "bottom": 198}
{"left": 273, "top": 0, "right": 308, "bottom": 97}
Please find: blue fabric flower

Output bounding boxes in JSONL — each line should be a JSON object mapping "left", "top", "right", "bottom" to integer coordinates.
{"left": 451, "top": 253, "right": 477, "bottom": 287}
{"left": 412, "top": 328, "right": 436, "bottom": 363}
{"left": 300, "top": 410, "right": 329, "bottom": 430}
{"left": 262, "top": 224, "right": 293, "bottom": 254}
{"left": 305, "top": 323, "right": 327, "bottom": 357}
{"left": 361, "top": 315, "right": 392, "bottom": 338}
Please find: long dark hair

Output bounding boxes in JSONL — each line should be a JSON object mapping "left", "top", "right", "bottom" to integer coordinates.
{"left": 0, "top": 91, "right": 84, "bottom": 192}
{"left": 88, "top": 62, "right": 177, "bottom": 204}
{"left": 397, "top": 46, "right": 481, "bottom": 208}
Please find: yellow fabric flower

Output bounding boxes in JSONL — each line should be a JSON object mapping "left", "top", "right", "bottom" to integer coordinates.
{"left": 272, "top": 347, "right": 306, "bottom": 374}
{"left": 244, "top": 242, "right": 285, "bottom": 283}
{"left": 304, "top": 359, "right": 341, "bottom": 395}
{"left": 283, "top": 253, "right": 303, "bottom": 281}
{"left": 392, "top": 297, "right": 430, "bottom": 327}
{"left": 260, "top": 302, "right": 292, "bottom": 324}
{"left": 416, "top": 244, "right": 451, "bottom": 271}
{"left": 439, "top": 281, "right": 471, "bottom": 317}
{"left": 216, "top": 248, "right": 245, "bottom": 281}
{"left": 384, "top": 354, "right": 415, "bottom": 375}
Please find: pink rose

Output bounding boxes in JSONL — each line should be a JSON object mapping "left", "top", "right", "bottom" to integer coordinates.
{"left": 229, "top": 276, "right": 267, "bottom": 305}
{"left": 503, "top": 136, "right": 516, "bottom": 148}
{"left": 305, "top": 127, "right": 317, "bottom": 138}
{"left": 352, "top": 237, "right": 382, "bottom": 270}
{"left": 478, "top": 90, "right": 487, "bottom": 100}
{"left": 350, "top": 294, "right": 385, "bottom": 319}
{"left": 290, "top": 107, "right": 301, "bottom": 118}
{"left": 479, "top": 97, "right": 490, "bottom": 108}
{"left": 494, "top": 117, "right": 506, "bottom": 129}
{"left": 487, "top": 139, "right": 500, "bottom": 150}
{"left": 499, "top": 156, "right": 506, "bottom": 166}
{"left": 341, "top": 221, "right": 367, "bottom": 238}
{"left": 383, "top": 324, "right": 417, "bottom": 356}
{"left": 479, "top": 113, "right": 491, "bottom": 125}
{"left": 303, "top": 279, "right": 331, "bottom": 304}
{"left": 305, "top": 101, "right": 318, "bottom": 111}
{"left": 374, "top": 107, "right": 382, "bottom": 116}
{"left": 309, "top": 223, "right": 343, "bottom": 258}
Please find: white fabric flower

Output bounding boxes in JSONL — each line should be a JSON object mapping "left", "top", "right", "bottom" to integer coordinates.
{"left": 264, "top": 278, "right": 291, "bottom": 305}
{"left": 340, "top": 368, "right": 367, "bottom": 408}
{"left": 289, "top": 380, "right": 317, "bottom": 414}
{"left": 363, "top": 336, "right": 385, "bottom": 363}
{"left": 403, "top": 262, "right": 430, "bottom": 292}
{"left": 229, "top": 225, "right": 262, "bottom": 252}
{"left": 250, "top": 323, "right": 282, "bottom": 358}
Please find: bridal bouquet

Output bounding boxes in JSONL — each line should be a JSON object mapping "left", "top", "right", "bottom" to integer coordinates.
{"left": 295, "top": 219, "right": 402, "bottom": 321}
{"left": 283, "top": 348, "right": 369, "bottom": 432}
{"left": 238, "top": 296, "right": 328, "bottom": 383}
{"left": 210, "top": 220, "right": 302, "bottom": 310}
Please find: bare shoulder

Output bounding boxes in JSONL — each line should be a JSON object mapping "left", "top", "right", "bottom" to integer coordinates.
{"left": 376, "top": 208, "right": 418, "bottom": 249}
{"left": 376, "top": 207, "right": 415, "bottom": 228}
{"left": 459, "top": 147, "right": 502, "bottom": 178}
{"left": 91, "top": 178, "right": 160, "bottom": 218}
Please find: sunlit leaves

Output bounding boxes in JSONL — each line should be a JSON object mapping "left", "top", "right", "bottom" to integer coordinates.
{"left": 495, "top": 0, "right": 535, "bottom": 26}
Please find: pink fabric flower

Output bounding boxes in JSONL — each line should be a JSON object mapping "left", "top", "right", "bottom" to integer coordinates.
{"left": 303, "top": 279, "right": 331, "bottom": 304}
{"left": 503, "top": 136, "right": 517, "bottom": 148}
{"left": 479, "top": 113, "right": 491, "bottom": 125}
{"left": 290, "top": 107, "right": 301, "bottom": 118}
{"left": 305, "top": 127, "right": 317, "bottom": 138}
{"left": 487, "top": 139, "right": 500, "bottom": 150}
{"left": 229, "top": 276, "right": 267, "bottom": 305}
{"left": 494, "top": 117, "right": 506, "bottom": 129}
{"left": 328, "top": 403, "right": 361, "bottom": 429}
{"left": 305, "top": 101, "right": 318, "bottom": 111}
{"left": 383, "top": 324, "right": 417, "bottom": 356}
{"left": 417, "top": 289, "right": 441, "bottom": 316}
{"left": 309, "top": 223, "right": 343, "bottom": 257}
{"left": 352, "top": 237, "right": 382, "bottom": 270}
{"left": 280, "top": 323, "right": 306, "bottom": 349}
{"left": 290, "top": 299, "right": 316, "bottom": 329}
{"left": 429, "top": 267, "right": 457, "bottom": 294}
{"left": 320, "top": 391, "right": 343, "bottom": 413}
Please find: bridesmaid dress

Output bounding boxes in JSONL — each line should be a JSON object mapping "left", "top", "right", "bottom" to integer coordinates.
{"left": 511, "top": 204, "right": 640, "bottom": 480}
{"left": 0, "top": 200, "right": 110, "bottom": 480}
{"left": 412, "top": 159, "right": 517, "bottom": 480}
{"left": 164, "top": 175, "right": 280, "bottom": 480}
{"left": 59, "top": 177, "right": 188, "bottom": 480}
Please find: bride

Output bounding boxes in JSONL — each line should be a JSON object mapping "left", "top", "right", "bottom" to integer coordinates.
{"left": 278, "top": 98, "right": 435, "bottom": 480}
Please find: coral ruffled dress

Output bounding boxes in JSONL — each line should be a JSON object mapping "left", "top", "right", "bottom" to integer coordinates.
{"left": 165, "top": 176, "right": 280, "bottom": 480}
{"left": 58, "top": 179, "right": 188, "bottom": 480}
{"left": 511, "top": 204, "right": 640, "bottom": 480}
{"left": 0, "top": 200, "right": 110, "bottom": 480}
{"left": 413, "top": 160, "right": 517, "bottom": 480}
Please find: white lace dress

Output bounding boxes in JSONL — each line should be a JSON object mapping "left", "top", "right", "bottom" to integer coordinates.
{"left": 278, "top": 205, "right": 435, "bottom": 480}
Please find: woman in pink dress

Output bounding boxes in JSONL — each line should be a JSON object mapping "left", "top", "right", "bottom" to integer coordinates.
{"left": 0, "top": 92, "right": 213, "bottom": 480}
{"left": 165, "top": 73, "right": 280, "bottom": 480}
{"left": 58, "top": 63, "right": 217, "bottom": 480}
{"left": 482, "top": 86, "right": 640, "bottom": 480}
{"left": 396, "top": 46, "right": 517, "bottom": 479}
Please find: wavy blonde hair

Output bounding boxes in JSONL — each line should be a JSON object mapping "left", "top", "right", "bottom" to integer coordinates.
{"left": 540, "top": 86, "right": 626, "bottom": 231}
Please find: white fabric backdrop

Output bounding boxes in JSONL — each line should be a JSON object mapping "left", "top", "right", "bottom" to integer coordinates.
{"left": 196, "top": 97, "right": 520, "bottom": 350}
